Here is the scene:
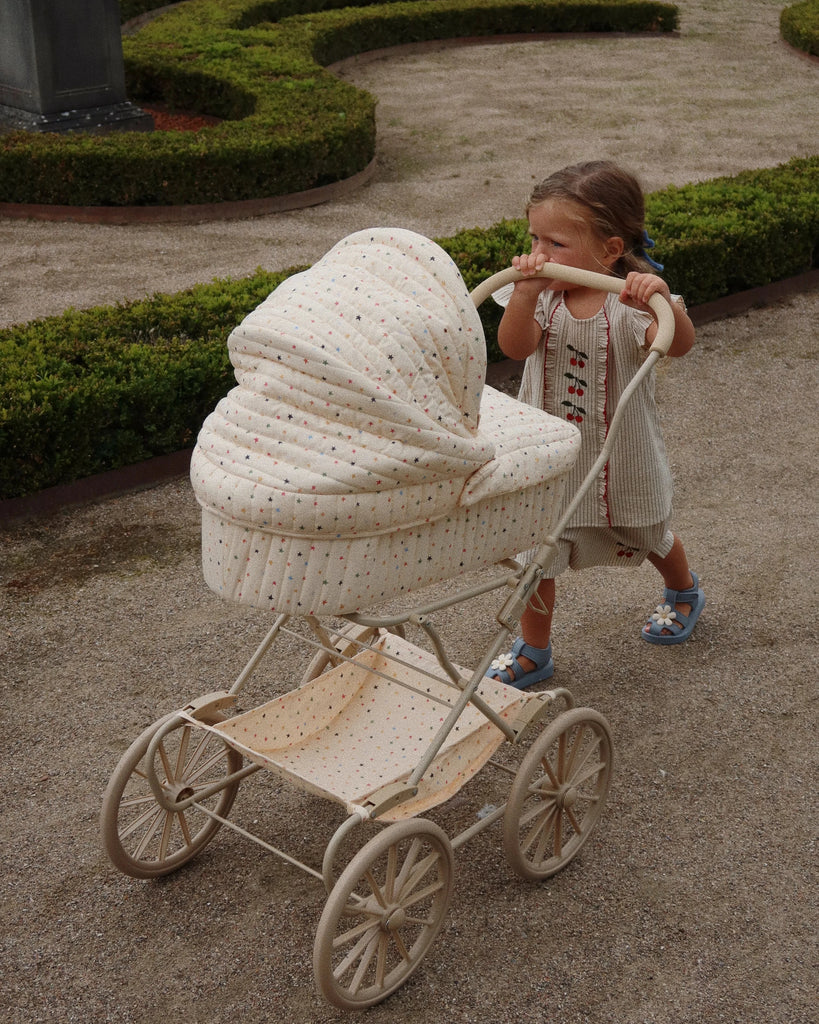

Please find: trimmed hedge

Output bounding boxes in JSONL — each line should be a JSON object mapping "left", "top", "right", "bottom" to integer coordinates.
{"left": 0, "top": 0, "right": 678, "bottom": 206}
{"left": 1, "top": 156, "right": 817, "bottom": 500}
{"left": 120, "top": 1, "right": 177, "bottom": 20}
{"left": 780, "top": 0, "right": 819, "bottom": 57}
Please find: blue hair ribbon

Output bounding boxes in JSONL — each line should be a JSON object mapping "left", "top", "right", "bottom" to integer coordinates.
{"left": 640, "top": 230, "right": 664, "bottom": 272}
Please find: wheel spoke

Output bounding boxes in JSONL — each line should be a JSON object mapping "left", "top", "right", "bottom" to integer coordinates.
{"left": 176, "top": 809, "right": 193, "bottom": 846}
{"left": 520, "top": 795, "right": 557, "bottom": 833}
{"left": 564, "top": 722, "right": 587, "bottom": 778}
{"left": 183, "top": 738, "right": 231, "bottom": 787}
{"left": 156, "top": 738, "right": 174, "bottom": 783}
{"left": 521, "top": 802, "right": 558, "bottom": 857}
{"left": 174, "top": 724, "right": 192, "bottom": 779}
{"left": 363, "top": 869, "right": 388, "bottom": 910}
{"left": 348, "top": 930, "right": 381, "bottom": 994}
{"left": 334, "top": 922, "right": 379, "bottom": 974}
{"left": 158, "top": 806, "right": 176, "bottom": 860}
{"left": 403, "top": 911, "right": 440, "bottom": 927}
{"left": 393, "top": 837, "right": 423, "bottom": 894}
{"left": 385, "top": 843, "right": 399, "bottom": 902}
{"left": 569, "top": 757, "right": 606, "bottom": 790}
{"left": 539, "top": 754, "right": 560, "bottom": 790}
{"left": 390, "top": 928, "right": 412, "bottom": 964}
{"left": 553, "top": 807, "right": 564, "bottom": 859}
{"left": 565, "top": 806, "right": 584, "bottom": 835}
{"left": 120, "top": 797, "right": 165, "bottom": 839}
{"left": 397, "top": 877, "right": 447, "bottom": 913}
{"left": 557, "top": 731, "right": 567, "bottom": 780}
{"left": 132, "top": 807, "right": 167, "bottom": 859}
{"left": 396, "top": 848, "right": 440, "bottom": 901}
{"left": 564, "top": 729, "right": 603, "bottom": 781}
{"left": 375, "top": 932, "right": 388, "bottom": 988}
{"left": 332, "top": 913, "right": 379, "bottom": 949}
{"left": 527, "top": 781, "right": 558, "bottom": 798}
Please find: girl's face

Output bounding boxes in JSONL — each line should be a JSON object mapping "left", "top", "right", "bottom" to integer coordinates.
{"left": 527, "top": 199, "right": 622, "bottom": 280}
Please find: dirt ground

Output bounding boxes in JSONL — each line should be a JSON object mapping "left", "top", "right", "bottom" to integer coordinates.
{"left": 1, "top": 2, "right": 817, "bottom": 1023}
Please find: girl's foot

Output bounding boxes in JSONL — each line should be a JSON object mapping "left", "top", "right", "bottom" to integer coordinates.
{"left": 642, "top": 572, "right": 705, "bottom": 645}
{"left": 487, "top": 638, "right": 554, "bottom": 689}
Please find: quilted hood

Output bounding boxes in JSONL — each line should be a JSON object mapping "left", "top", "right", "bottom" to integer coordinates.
{"left": 192, "top": 228, "right": 494, "bottom": 535}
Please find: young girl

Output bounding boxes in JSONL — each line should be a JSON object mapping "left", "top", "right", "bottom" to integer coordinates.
{"left": 488, "top": 160, "right": 705, "bottom": 689}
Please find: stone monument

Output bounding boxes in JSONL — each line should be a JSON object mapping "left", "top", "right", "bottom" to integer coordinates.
{"left": 0, "top": 0, "right": 153, "bottom": 133}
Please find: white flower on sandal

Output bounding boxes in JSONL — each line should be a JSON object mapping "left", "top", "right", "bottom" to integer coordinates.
{"left": 490, "top": 652, "right": 515, "bottom": 672}
{"left": 651, "top": 604, "right": 677, "bottom": 627}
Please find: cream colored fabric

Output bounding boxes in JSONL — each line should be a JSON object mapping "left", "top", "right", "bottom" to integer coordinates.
{"left": 192, "top": 229, "right": 580, "bottom": 614}
{"left": 212, "top": 633, "right": 530, "bottom": 821}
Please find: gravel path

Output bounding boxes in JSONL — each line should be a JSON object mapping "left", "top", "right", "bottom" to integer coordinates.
{"left": 1, "top": 3, "right": 817, "bottom": 1022}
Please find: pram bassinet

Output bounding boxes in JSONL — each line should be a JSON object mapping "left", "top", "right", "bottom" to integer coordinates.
{"left": 191, "top": 229, "right": 579, "bottom": 615}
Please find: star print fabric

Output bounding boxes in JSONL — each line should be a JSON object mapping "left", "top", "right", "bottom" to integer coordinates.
{"left": 191, "top": 228, "right": 580, "bottom": 615}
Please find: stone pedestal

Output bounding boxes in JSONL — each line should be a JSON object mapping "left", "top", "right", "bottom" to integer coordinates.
{"left": 0, "top": 0, "right": 153, "bottom": 133}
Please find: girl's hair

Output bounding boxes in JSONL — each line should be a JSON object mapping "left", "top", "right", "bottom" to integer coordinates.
{"left": 526, "top": 160, "right": 657, "bottom": 276}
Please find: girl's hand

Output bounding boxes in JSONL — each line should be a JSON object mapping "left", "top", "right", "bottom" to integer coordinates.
{"left": 511, "top": 253, "right": 552, "bottom": 296}
{"left": 618, "top": 272, "right": 671, "bottom": 312}
{"left": 620, "top": 272, "right": 696, "bottom": 356}
{"left": 512, "top": 252, "right": 548, "bottom": 276}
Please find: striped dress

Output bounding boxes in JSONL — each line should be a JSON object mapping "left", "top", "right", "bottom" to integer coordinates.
{"left": 518, "top": 290, "right": 674, "bottom": 530}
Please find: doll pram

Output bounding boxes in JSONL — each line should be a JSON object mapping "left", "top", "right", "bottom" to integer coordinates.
{"left": 101, "top": 229, "right": 675, "bottom": 1009}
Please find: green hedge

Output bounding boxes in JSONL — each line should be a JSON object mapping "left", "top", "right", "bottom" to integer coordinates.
{"left": 0, "top": 0, "right": 678, "bottom": 206}
{"left": 120, "top": 0, "right": 176, "bottom": 21}
{"left": 2, "top": 156, "right": 817, "bottom": 501}
{"left": 780, "top": 0, "right": 819, "bottom": 56}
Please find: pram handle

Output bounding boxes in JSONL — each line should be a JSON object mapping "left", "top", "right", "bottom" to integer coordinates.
{"left": 469, "top": 265, "right": 675, "bottom": 356}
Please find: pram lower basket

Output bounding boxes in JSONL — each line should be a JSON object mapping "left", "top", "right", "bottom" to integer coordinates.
{"left": 200, "top": 631, "right": 532, "bottom": 820}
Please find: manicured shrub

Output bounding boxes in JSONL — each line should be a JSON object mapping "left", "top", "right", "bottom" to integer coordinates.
{"left": 0, "top": 271, "right": 295, "bottom": 498}
{"left": 120, "top": 0, "right": 173, "bottom": 21}
{"left": 2, "top": 157, "right": 816, "bottom": 501}
{"left": 645, "top": 159, "right": 819, "bottom": 305}
{"left": 0, "top": 0, "right": 678, "bottom": 207}
{"left": 780, "top": 0, "right": 819, "bottom": 57}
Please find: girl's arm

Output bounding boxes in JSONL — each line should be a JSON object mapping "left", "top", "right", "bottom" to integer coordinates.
{"left": 619, "top": 272, "right": 695, "bottom": 357}
{"left": 497, "top": 254, "right": 548, "bottom": 360}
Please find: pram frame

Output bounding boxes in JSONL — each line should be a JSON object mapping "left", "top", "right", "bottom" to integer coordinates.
{"left": 101, "top": 264, "right": 673, "bottom": 1009}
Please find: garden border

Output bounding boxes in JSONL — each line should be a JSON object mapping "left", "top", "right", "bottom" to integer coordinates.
{"left": 3, "top": 268, "right": 816, "bottom": 523}
{"left": 0, "top": 159, "right": 377, "bottom": 224}
{"left": 0, "top": 31, "right": 672, "bottom": 223}
{"left": 0, "top": 1, "right": 680, "bottom": 209}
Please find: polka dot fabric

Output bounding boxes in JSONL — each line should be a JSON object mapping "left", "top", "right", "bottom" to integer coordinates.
{"left": 211, "top": 633, "right": 531, "bottom": 821}
{"left": 192, "top": 228, "right": 579, "bottom": 615}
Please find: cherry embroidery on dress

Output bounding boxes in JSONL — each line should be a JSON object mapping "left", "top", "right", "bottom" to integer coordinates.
{"left": 562, "top": 344, "right": 588, "bottom": 422}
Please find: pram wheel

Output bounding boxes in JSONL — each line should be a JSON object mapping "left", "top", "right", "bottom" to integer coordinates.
{"left": 101, "top": 711, "right": 242, "bottom": 879}
{"left": 503, "top": 708, "right": 613, "bottom": 881}
{"left": 313, "top": 819, "right": 453, "bottom": 1008}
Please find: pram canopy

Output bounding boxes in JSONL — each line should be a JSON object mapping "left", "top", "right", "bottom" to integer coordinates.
{"left": 191, "top": 229, "right": 579, "bottom": 615}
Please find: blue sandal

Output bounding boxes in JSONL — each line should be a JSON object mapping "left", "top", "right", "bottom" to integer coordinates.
{"left": 643, "top": 571, "right": 706, "bottom": 646}
{"left": 486, "top": 637, "right": 554, "bottom": 689}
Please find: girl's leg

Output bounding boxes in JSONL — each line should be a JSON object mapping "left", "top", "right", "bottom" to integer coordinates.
{"left": 645, "top": 535, "right": 695, "bottom": 635}
{"left": 486, "top": 576, "right": 555, "bottom": 686}
{"left": 515, "top": 576, "right": 555, "bottom": 671}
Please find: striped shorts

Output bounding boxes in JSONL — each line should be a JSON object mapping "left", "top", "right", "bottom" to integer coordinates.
{"left": 541, "top": 523, "right": 675, "bottom": 578}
